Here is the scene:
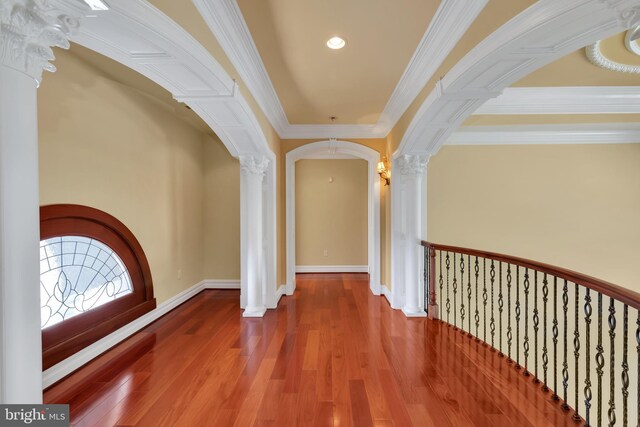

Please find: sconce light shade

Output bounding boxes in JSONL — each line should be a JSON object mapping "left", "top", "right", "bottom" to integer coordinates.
{"left": 377, "top": 159, "right": 390, "bottom": 186}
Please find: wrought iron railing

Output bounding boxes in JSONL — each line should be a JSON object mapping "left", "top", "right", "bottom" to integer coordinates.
{"left": 422, "top": 242, "right": 639, "bottom": 427}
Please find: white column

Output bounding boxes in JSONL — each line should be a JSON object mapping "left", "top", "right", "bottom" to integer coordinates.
{"left": 0, "top": 0, "right": 85, "bottom": 403}
{"left": 240, "top": 155, "right": 269, "bottom": 317}
{"left": 397, "top": 154, "right": 429, "bottom": 318}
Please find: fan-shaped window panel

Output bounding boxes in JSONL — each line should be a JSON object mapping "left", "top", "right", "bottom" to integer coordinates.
{"left": 40, "top": 205, "right": 155, "bottom": 370}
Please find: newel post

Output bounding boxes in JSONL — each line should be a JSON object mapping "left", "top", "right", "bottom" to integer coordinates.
{"left": 427, "top": 245, "right": 439, "bottom": 319}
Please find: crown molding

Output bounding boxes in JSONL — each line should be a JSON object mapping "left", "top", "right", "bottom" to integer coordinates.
{"left": 448, "top": 123, "right": 640, "bottom": 145}
{"left": 398, "top": 0, "right": 640, "bottom": 156}
{"left": 191, "top": 0, "right": 486, "bottom": 139}
{"left": 476, "top": 86, "right": 640, "bottom": 115}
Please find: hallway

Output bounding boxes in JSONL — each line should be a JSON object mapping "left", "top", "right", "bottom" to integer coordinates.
{"left": 46, "top": 274, "right": 578, "bottom": 426}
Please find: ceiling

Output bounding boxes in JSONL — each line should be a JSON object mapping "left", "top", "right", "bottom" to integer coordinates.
{"left": 64, "top": 1, "right": 640, "bottom": 142}
{"left": 236, "top": 0, "right": 440, "bottom": 125}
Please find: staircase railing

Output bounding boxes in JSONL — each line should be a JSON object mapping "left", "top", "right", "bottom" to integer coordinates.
{"left": 422, "top": 241, "right": 639, "bottom": 427}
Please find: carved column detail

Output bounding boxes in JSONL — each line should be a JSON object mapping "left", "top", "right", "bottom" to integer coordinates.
{"left": 0, "top": 0, "right": 86, "bottom": 85}
{"left": 239, "top": 155, "right": 270, "bottom": 178}
{"left": 397, "top": 154, "right": 430, "bottom": 177}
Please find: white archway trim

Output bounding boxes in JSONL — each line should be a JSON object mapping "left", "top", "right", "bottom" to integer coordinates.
{"left": 70, "top": 0, "right": 272, "bottom": 158}
{"left": 397, "top": 0, "right": 640, "bottom": 157}
{"left": 286, "top": 140, "right": 381, "bottom": 296}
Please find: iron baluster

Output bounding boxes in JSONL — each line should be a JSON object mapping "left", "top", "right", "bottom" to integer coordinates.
{"left": 515, "top": 266, "right": 521, "bottom": 368}
{"left": 562, "top": 279, "right": 569, "bottom": 411}
{"left": 507, "top": 264, "right": 513, "bottom": 361}
{"left": 523, "top": 268, "right": 530, "bottom": 376}
{"left": 533, "top": 271, "right": 540, "bottom": 382}
{"left": 636, "top": 310, "right": 639, "bottom": 427}
{"left": 542, "top": 274, "right": 549, "bottom": 392}
{"left": 424, "top": 246, "right": 428, "bottom": 313}
{"left": 498, "top": 262, "right": 504, "bottom": 355}
{"left": 483, "top": 258, "right": 488, "bottom": 343}
{"left": 467, "top": 255, "right": 472, "bottom": 334}
{"left": 596, "top": 293, "right": 604, "bottom": 426}
{"left": 552, "top": 276, "right": 559, "bottom": 401}
{"left": 459, "top": 255, "right": 465, "bottom": 334}
{"left": 439, "top": 251, "right": 443, "bottom": 322}
{"left": 608, "top": 297, "right": 616, "bottom": 427}
{"left": 475, "top": 257, "right": 480, "bottom": 340}
{"left": 584, "top": 288, "right": 592, "bottom": 426}
{"left": 452, "top": 254, "right": 458, "bottom": 328}
{"left": 490, "top": 260, "right": 496, "bottom": 349}
{"left": 573, "top": 283, "right": 580, "bottom": 421}
{"left": 445, "top": 252, "right": 451, "bottom": 324}
{"left": 621, "top": 305, "right": 629, "bottom": 427}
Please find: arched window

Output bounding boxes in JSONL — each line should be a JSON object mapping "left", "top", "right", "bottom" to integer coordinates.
{"left": 40, "top": 205, "right": 155, "bottom": 369}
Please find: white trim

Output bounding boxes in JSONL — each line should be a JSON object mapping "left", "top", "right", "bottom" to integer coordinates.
{"left": 43, "top": 279, "right": 209, "bottom": 388}
{"left": 295, "top": 265, "right": 369, "bottom": 273}
{"left": 448, "top": 124, "right": 640, "bottom": 145}
{"left": 380, "top": 285, "right": 392, "bottom": 306}
{"left": 397, "top": 0, "right": 640, "bottom": 157}
{"left": 286, "top": 141, "right": 381, "bottom": 297}
{"left": 475, "top": 86, "right": 640, "bottom": 115}
{"left": 203, "top": 279, "right": 241, "bottom": 289}
{"left": 271, "top": 285, "right": 286, "bottom": 309}
{"left": 192, "top": 0, "right": 486, "bottom": 139}
{"left": 587, "top": 40, "right": 640, "bottom": 74}
{"left": 72, "top": 0, "right": 272, "bottom": 158}
{"left": 42, "top": 278, "right": 287, "bottom": 388}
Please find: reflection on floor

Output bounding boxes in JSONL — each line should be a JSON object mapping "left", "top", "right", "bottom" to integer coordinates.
{"left": 45, "top": 273, "right": 577, "bottom": 426}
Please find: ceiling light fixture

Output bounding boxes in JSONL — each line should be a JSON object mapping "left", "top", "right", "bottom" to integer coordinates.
{"left": 83, "top": 0, "right": 109, "bottom": 11}
{"left": 326, "top": 36, "right": 346, "bottom": 50}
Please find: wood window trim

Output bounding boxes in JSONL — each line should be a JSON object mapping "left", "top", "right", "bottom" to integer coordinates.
{"left": 40, "top": 204, "right": 156, "bottom": 370}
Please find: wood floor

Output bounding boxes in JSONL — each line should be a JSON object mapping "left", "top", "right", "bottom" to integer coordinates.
{"left": 45, "top": 273, "right": 579, "bottom": 426}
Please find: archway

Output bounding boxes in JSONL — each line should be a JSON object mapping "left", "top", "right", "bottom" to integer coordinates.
{"left": 286, "top": 140, "right": 381, "bottom": 296}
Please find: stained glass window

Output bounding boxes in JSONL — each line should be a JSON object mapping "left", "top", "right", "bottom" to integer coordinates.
{"left": 40, "top": 236, "right": 134, "bottom": 329}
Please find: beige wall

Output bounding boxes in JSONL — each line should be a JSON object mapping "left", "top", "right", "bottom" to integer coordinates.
{"left": 428, "top": 144, "right": 640, "bottom": 292}
{"left": 295, "top": 160, "right": 368, "bottom": 266}
{"left": 280, "top": 139, "right": 388, "bottom": 283}
{"left": 38, "top": 48, "right": 207, "bottom": 304}
{"left": 203, "top": 137, "right": 241, "bottom": 279}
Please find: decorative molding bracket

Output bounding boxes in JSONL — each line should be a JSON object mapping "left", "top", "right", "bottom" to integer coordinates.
{"left": 0, "top": 0, "right": 88, "bottom": 85}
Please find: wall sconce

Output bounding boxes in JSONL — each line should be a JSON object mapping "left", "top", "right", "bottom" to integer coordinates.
{"left": 377, "top": 157, "right": 391, "bottom": 186}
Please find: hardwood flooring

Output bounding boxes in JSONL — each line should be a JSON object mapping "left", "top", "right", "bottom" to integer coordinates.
{"left": 45, "top": 273, "right": 579, "bottom": 426}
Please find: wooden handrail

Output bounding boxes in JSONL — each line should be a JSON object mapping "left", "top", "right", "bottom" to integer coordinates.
{"left": 421, "top": 241, "right": 640, "bottom": 310}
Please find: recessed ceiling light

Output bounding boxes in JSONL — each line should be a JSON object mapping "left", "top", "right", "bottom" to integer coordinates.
{"left": 326, "top": 36, "right": 346, "bottom": 50}
{"left": 83, "top": 0, "right": 109, "bottom": 11}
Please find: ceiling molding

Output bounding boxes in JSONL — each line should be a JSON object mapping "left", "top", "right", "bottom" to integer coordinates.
{"left": 475, "top": 86, "right": 640, "bottom": 115}
{"left": 376, "top": 0, "right": 489, "bottom": 130}
{"left": 398, "top": 0, "right": 640, "bottom": 157}
{"left": 192, "top": 0, "right": 487, "bottom": 139}
{"left": 71, "top": 0, "right": 272, "bottom": 158}
{"left": 586, "top": 40, "right": 640, "bottom": 73}
{"left": 448, "top": 124, "right": 640, "bottom": 145}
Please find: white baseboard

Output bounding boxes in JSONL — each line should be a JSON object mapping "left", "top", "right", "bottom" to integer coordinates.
{"left": 295, "top": 265, "right": 368, "bottom": 273}
{"left": 203, "top": 279, "right": 240, "bottom": 289}
{"left": 272, "top": 285, "right": 286, "bottom": 308}
{"left": 43, "top": 279, "right": 210, "bottom": 388}
{"left": 381, "top": 284, "right": 392, "bottom": 305}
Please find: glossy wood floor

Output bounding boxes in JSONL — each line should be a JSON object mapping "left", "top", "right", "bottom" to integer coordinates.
{"left": 45, "top": 274, "right": 580, "bottom": 426}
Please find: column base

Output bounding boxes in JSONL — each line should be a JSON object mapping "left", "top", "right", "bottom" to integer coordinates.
{"left": 427, "top": 304, "right": 439, "bottom": 319}
{"left": 401, "top": 307, "right": 427, "bottom": 318}
{"left": 242, "top": 306, "right": 267, "bottom": 318}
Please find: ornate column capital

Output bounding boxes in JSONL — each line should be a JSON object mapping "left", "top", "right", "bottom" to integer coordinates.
{"left": 239, "top": 154, "right": 270, "bottom": 178}
{"left": 0, "top": 0, "right": 87, "bottom": 85}
{"left": 396, "top": 154, "right": 430, "bottom": 177}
